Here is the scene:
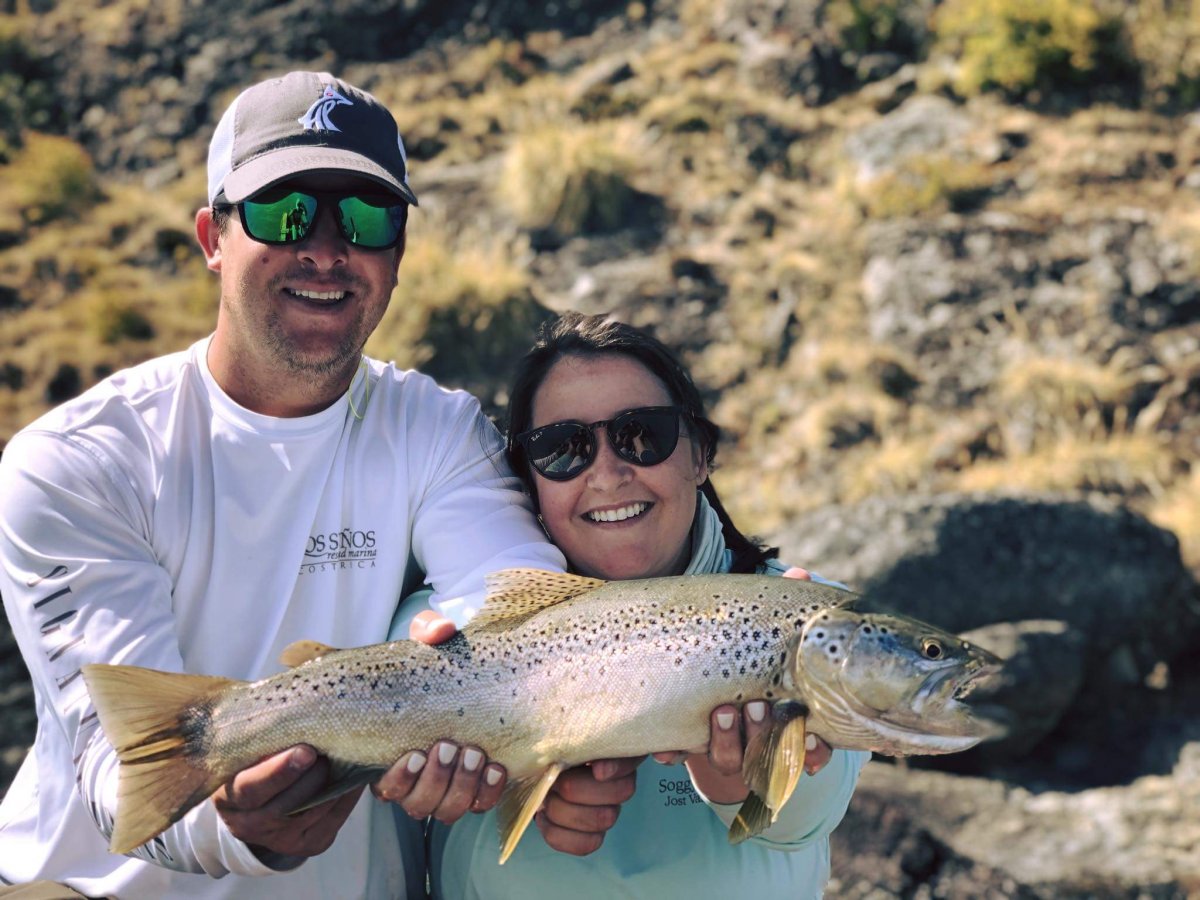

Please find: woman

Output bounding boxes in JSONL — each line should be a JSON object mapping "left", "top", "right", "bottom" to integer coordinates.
{"left": 418, "top": 312, "right": 868, "bottom": 899}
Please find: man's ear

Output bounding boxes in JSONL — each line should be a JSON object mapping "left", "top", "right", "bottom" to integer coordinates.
{"left": 195, "top": 207, "right": 222, "bottom": 273}
{"left": 392, "top": 229, "right": 407, "bottom": 275}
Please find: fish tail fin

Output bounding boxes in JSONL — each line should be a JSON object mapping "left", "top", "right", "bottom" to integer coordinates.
{"left": 82, "top": 663, "right": 241, "bottom": 854}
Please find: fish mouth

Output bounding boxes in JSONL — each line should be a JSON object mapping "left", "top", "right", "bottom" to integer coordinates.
{"left": 910, "top": 662, "right": 1008, "bottom": 737}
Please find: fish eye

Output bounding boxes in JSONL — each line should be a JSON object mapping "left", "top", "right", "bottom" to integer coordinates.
{"left": 921, "top": 638, "right": 944, "bottom": 660}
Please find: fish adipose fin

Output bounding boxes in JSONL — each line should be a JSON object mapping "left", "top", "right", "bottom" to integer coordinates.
{"left": 730, "top": 701, "right": 809, "bottom": 843}
{"left": 286, "top": 759, "right": 388, "bottom": 815}
{"left": 81, "top": 663, "right": 242, "bottom": 854}
{"left": 472, "top": 569, "right": 606, "bottom": 628}
{"left": 496, "top": 763, "right": 565, "bottom": 863}
{"left": 279, "top": 640, "right": 340, "bottom": 667}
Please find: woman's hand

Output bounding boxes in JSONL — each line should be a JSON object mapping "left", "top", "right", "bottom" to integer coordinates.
{"left": 676, "top": 703, "right": 833, "bottom": 804}
{"left": 370, "top": 610, "right": 507, "bottom": 824}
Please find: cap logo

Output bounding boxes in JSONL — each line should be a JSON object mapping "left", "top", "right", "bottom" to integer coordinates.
{"left": 298, "top": 85, "right": 353, "bottom": 133}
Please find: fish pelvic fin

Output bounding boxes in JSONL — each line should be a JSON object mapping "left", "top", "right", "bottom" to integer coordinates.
{"left": 496, "top": 763, "right": 565, "bottom": 864}
{"left": 473, "top": 569, "right": 605, "bottom": 629}
{"left": 287, "top": 760, "right": 388, "bottom": 815}
{"left": 739, "top": 701, "right": 809, "bottom": 829}
{"left": 729, "top": 792, "right": 772, "bottom": 844}
{"left": 279, "top": 639, "right": 340, "bottom": 668}
{"left": 81, "top": 663, "right": 241, "bottom": 855}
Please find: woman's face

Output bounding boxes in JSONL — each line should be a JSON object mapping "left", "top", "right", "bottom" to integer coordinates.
{"left": 528, "top": 354, "right": 708, "bottom": 581}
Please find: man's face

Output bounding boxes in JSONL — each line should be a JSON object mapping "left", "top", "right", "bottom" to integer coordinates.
{"left": 200, "top": 173, "right": 405, "bottom": 387}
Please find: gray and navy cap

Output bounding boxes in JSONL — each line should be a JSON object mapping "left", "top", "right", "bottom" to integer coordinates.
{"left": 207, "top": 71, "right": 418, "bottom": 207}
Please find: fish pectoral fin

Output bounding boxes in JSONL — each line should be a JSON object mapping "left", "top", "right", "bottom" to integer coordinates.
{"left": 285, "top": 760, "right": 388, "bottom": 816}
{"left": 279, "top": 640, "right": 341, "bottom": 668}
{"left": 496, "top": 763, "right": 565, "bottom": 864}
{"left": 472, "top": 569, "right": 605, "bottom": 629}
{"left": 729, "top": 791, "right": 772, "bottom": 844}
{"left": 740, "top": 705, "right": 808, "bottom": 820}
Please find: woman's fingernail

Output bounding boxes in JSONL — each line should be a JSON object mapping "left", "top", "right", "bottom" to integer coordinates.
{"left": 717, "top": 711, "right": 736, "bottom": 730}
{"left": 805, "top": 734, "right": 818, "bottom": 751}
{"left": 747, "top": 701, "right": 767, "bottom": 723}
{"left": 592, "top": 760, "right": 616, "bottom": 780}
{"left": 406, "top": 751, "right": 427, "bottom": 774}
{"left": 486, "top": 766, "right": 502, "bottom": 787}
{"left": 463, "top": 748, "right": 483, "bottom": 772}
{"left": 438, "top": 743, "right": 457, "bottom": 766}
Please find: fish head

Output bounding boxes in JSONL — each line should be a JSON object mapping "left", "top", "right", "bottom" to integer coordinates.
{"left": 792, "top": 605, "right": 1007, "bottom": 756}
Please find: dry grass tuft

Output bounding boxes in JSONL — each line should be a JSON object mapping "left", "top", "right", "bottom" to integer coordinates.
{"left": 497, "top": 121, "right": 643, "bottom": 239}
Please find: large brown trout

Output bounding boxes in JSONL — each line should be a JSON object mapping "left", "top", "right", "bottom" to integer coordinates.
{"left": 82, "top": 569, "right": 1003, "bottom": 860}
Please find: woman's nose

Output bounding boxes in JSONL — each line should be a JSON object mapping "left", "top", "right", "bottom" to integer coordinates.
{"left": 585, "top": 432, "right": 633, "bottom": 490}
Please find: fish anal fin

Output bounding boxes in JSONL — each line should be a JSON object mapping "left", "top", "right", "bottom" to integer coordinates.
{"left": 279, "top": 640, "right": 340, "bottom": 668}
{"left": 473, "top": 569, "right": 605, "bottom": 629}
{"left": 741, "top": 704, "right": 808, "bottom": 821}
{"left": 496, "top": 763, "right": 565, "bottom": 863}
{"left": 729, "top": 791, "right": 772, "bottom": 844}
{"left": 81, "top": 663, "right": 244, "bottom": 854}
{"left": 286, "top": 760, "right": 388, "bottom": 815}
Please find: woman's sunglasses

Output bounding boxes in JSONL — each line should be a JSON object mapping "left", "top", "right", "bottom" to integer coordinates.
{"left": 515, "top": 406, "right": 686, "bottom": 481}
{"left": 225, "top": 187, "right": 409, "bottom": 250}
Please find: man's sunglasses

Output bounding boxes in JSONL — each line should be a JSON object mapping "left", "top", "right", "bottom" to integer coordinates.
{"left": 514, "top": 406, "right": 686, "bottom": 482}
{"left": 224, "top": 187, "right": 409, "bottom": 250}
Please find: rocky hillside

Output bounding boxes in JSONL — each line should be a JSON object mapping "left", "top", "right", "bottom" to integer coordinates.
{"left": 2, "top": 0, "right": 1199, "bottom": 895}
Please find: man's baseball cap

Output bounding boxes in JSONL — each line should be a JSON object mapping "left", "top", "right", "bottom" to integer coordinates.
{"left": 207, "top": 71, "right": 418, "bottom": 207}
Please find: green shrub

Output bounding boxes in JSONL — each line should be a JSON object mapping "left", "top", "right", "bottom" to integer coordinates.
{"left": 827, "top": 0, "right": 923, "bottom": 56}
{"left": 860, "top": 155, "right": 993, "bottom": 219}
{"left": 90, "top": 298, "right": 156, "bottom": 344}
{"left": 935, "top": 0, "right": 1127, "bottom": 98}
{"left": 1126, "top": 0, "right": 1200, "bottom": 109}
{"left": 1, "top": 132, "right": 103, "bottom": 226}
{"left": 0, "top": 16, "right": 61, "bottom": 159}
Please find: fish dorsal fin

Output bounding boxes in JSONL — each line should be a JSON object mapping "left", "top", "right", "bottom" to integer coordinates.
{"left": 471, "top": 568, "right": 605, "bottom": 629}
{"left": 279, "top": 640, "right": 340, "bottom": 668}
{"left": 732, "top": 700, "right": 809, "bottom": 841}
{"left": 496, "top": 763, "right": 565, "bottom": 863}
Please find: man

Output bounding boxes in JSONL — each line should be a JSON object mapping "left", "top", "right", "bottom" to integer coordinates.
{"left": 0, "top": 71, "right": 564, "bottom": 899}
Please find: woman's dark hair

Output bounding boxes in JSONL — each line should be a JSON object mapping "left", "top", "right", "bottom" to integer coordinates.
{"left": 505, "top": 311, "right": 777, "bottom": 573}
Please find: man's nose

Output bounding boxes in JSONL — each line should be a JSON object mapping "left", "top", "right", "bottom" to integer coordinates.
{"left": 297, "top": 206, "right": 348, "bottom": 269}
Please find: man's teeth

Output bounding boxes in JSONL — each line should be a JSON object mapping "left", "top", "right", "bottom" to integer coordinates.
{"left": 587, "top": 503, "right": 648, "bottom": 523}
{"left": 288, "top": 288, "right": 346, "bottom": 301}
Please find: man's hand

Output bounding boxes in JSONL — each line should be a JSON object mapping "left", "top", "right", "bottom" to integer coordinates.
{"left": 212, "top": 745, "right": 361, "bottom": 862}
{"left": 535, "top": 757, "right": 641, "bottom": 856}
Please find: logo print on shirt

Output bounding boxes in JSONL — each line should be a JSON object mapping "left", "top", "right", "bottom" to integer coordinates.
{"left": 299, "top": 85, "right": 353, "bottom": 133}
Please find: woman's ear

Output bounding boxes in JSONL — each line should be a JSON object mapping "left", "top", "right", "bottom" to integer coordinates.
{"left": 691, "top": 440, "right": 709, "bottom": 484}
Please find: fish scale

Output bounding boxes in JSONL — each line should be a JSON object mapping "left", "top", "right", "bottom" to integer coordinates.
{"left": 82, "top": 569, "right": 1003, "bottom": 859}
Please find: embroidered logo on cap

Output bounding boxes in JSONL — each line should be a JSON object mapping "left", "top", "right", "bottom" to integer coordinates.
{"left": 299, "top": 85, "right": 352, "bottom": 133}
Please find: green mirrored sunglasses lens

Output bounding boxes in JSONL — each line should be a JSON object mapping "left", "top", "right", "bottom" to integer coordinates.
{"left": 241, "top": 191, "right": 318, "bottom": 243}
{"left": 336, "top": 196, "right": 405, "bottom": 247}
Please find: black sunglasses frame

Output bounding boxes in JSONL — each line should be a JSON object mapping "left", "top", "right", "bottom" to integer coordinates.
{"left": 515, "top": 405, "right": 688, "bottom": 482}
{"left": 216, "top": 188, "right": 409, "bottom": 251}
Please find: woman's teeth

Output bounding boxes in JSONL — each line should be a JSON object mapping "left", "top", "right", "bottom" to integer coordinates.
{"left": 586, "top": 502, "right": 648, "bottom": 523}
